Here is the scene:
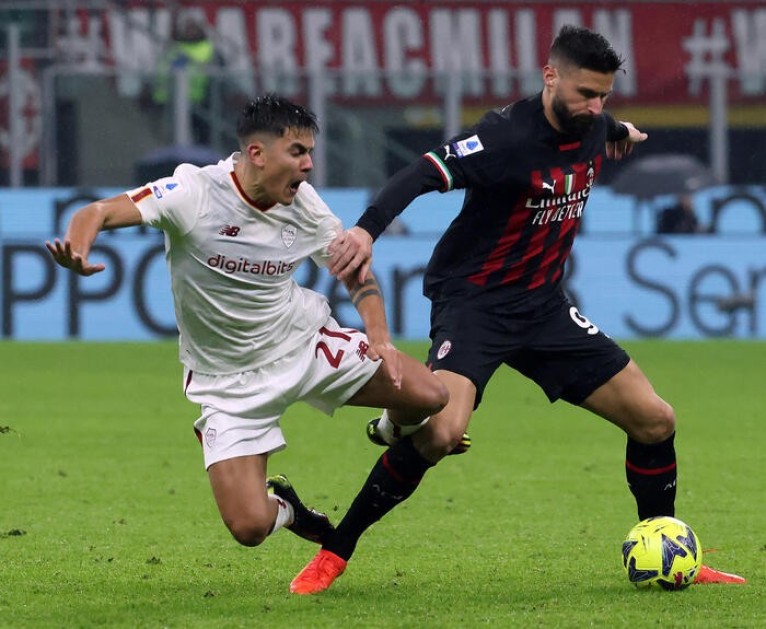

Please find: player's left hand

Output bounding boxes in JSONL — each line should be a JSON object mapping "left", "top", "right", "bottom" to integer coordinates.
{"left": 45, "top": 238, "right": 106, "bottom": 276}
{"left": 367, "top": 341, "right": 402, "bottom": 389}
{"left": 606, "top": 121, "right": 648, "bottom": 160}
{"left": 328, "top": 226, "right": 373, "bottom": 284}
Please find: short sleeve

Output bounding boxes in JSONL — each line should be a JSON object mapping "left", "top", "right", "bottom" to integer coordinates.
{"left": 126, "top": 164, "right": 200, "bottom": 235}
{"left": 310, "top": 215, "right": 343, "bottom": 267}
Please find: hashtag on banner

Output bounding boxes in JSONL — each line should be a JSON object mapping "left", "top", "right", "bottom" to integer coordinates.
{"left": 683, "top": 17, "right": 731, "bottom": 95}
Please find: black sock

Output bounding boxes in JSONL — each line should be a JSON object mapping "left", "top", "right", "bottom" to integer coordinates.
{"left": 323, "top": 437, "right": 434, "bottom": 561}
{"left": 626, "top": 432, "right": 677, "bottom": 520}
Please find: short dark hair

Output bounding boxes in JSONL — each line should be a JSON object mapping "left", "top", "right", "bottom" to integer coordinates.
{"left": 549, "top": 25, "right": 624, "bottom": 74}
{"left": 236, "top": 93, "right": 319, "bottom": 143}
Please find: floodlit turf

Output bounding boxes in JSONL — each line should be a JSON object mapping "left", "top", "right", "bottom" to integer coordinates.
{"left": 0, "top": 340, "right": 763, "bottom": 628}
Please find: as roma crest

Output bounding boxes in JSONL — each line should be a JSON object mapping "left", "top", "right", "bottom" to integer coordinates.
{"left": 281, "top": 224, "right": 297, "bottom": 248}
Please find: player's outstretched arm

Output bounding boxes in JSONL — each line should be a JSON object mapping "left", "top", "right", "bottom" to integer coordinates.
{"left": 329, "top": 156, "right": 445, "bottom": 283}
{"left": 343, "top": 271, "right": 401, "bottom": 389}
{"left": 45, "top": 194, "right": 143, "bottom": 276}
{"left": 607, "top": 121, "right": 648, "bottom": 160}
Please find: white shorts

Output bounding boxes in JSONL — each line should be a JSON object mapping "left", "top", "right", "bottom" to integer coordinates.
{"left": 185, "top": 317, "right": 381, "bottom": 469}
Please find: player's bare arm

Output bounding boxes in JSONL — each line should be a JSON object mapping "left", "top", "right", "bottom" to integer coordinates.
{"left": 607, "top": 121, "right": 648, "bottom": 160}
{"left": 328, "top": 226, "right": 373, "bottom": 284}
{"left": 45, "top": 194, "right": 143, "bottom": 276}
{"left": 344, "top": 271, "right": 401, "bottom": 389}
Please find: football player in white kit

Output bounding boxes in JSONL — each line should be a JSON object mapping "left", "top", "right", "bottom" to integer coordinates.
{"left": 46, "top": 95, "right": 448, "bottom": 559}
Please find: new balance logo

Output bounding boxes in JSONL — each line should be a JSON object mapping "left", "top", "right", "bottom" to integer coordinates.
{"left": 356, "top": 340, "right": 369, "bottom": 360}
{"left": 219, "top": 225, "right": 241, "bottom": 237}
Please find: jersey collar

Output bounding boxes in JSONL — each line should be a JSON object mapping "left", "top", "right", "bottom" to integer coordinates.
{"left": 228, "top": 152, "right": 277, "bottom": 211}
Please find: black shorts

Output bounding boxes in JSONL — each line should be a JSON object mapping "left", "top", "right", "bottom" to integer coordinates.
{"left": 426, "top": 290, "right": 630, "bottom": 408}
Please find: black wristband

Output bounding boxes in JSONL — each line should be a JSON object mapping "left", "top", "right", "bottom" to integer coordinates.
{"left": 605, "top": 113, "right": 629, "bottom": 142}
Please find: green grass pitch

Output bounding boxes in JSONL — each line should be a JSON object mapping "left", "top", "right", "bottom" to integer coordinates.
{"left": 1, "top": 340, "right": 763, "bottom": 628}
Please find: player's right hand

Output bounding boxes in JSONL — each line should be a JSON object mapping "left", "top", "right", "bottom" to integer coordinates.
{"left": 45, "top": 238, "right": 106, "bottom": 276}
{"left": 368, "top": 341, "right": 402, "bottom": 390}
{"left": 328, "top": 226, "right": 373, "bottom": 283}
{"left": 607, "top": 121, "right": 648, "bottom": 160}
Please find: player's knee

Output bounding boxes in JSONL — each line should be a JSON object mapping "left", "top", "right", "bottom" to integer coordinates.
{"left": 224, "top": 515, "right": 271, "bottom": 547}
{"left": 426, "top": 422, "right": 465, "bottom": 460}
{"left": 424, "top": 379, "right": 449, "bottom": 415}
{"left": 635, "top": 398, "right": 676, "bottom": 443}
{"left": 654, "top": 399, "right": 676, "bottom": 440}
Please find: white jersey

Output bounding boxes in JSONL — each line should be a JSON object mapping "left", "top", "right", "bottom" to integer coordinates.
{"left": 127, "top": 153, "right": 341, "bottom": 375}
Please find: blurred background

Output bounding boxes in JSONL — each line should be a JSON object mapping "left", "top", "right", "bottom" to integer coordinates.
{"left": 1, "top": 0, "right": 765, "bottom": 341}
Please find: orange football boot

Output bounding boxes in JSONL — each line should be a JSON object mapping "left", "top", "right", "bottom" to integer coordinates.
{"left": 290, "top": 549, "right": 348, "bottom": 595}
{"left": 694, "top": 564, "right": 746, "bottom": 585}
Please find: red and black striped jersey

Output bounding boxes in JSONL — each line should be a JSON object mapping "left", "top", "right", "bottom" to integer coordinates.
{"left": 358, "top": 92, "right": 626, "bottom": 311}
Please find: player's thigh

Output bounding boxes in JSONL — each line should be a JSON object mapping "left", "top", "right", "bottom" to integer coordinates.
{"left": 427, "top": 298, "right": 507, "bottom": 409}
{"left": 186, "top": 370, "right": 290, "bottom": 470}
{"left": 300, "top": 319, "right": 384, "bottom": 412}
{"left": 349, "top": 350, "right": 446, "bottom": 413}
{"left": 581, "top": 359, "right": 674, "bottom": 440}
{"left": 509, "top": 303, "right": 629, "bottom": 405}
{"left": 207, "top": 453, "right": 274, "bottom": 528}
{"left": 431, "top": 369, "right": 477, "bottom": 432}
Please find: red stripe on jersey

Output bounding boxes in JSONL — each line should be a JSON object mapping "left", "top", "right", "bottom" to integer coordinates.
{"left": 130, "top": 188, "right": 152, "bottom": 203}
{"left": 471, "top": 168, "right": 564, "bottom": 287}
{"left": 592, "top": 154, "right": 603, "bottom": 178}
{"left": 527, "top": 164, "right": 584, "bottom": 288}
{"left": 500, "top": 166, "right": 563, "bottom": 285}
{"left": 506, "top": 218, "right": 553, "bottom": 286}
{"left": 467, "top": 202, "right": 531, "bottom": 286}
{"left": 559, "top": 141, "right": 581, "bottom": 151}
{"left": 528, "top": 216, "right": 579, "bottom": 289}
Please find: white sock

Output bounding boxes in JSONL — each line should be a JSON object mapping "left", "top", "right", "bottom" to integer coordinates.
{"left": 377, "top": 410, "right": 430, "bottom": 445}
{"left": 268, "top": 493, "right": 294, "bottom": 535}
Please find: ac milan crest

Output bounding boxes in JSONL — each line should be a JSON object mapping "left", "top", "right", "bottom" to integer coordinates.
{"left": 437, "top": 339, "right": 452, "bottom": 360}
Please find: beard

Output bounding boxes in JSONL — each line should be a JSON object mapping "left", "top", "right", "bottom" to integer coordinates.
{"left": 551, "top": 95, "right": 595, "bottom": 137}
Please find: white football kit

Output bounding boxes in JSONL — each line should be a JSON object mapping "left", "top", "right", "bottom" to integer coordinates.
{"left": 128, "top": 153, "right": 380, "bottom": 467}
